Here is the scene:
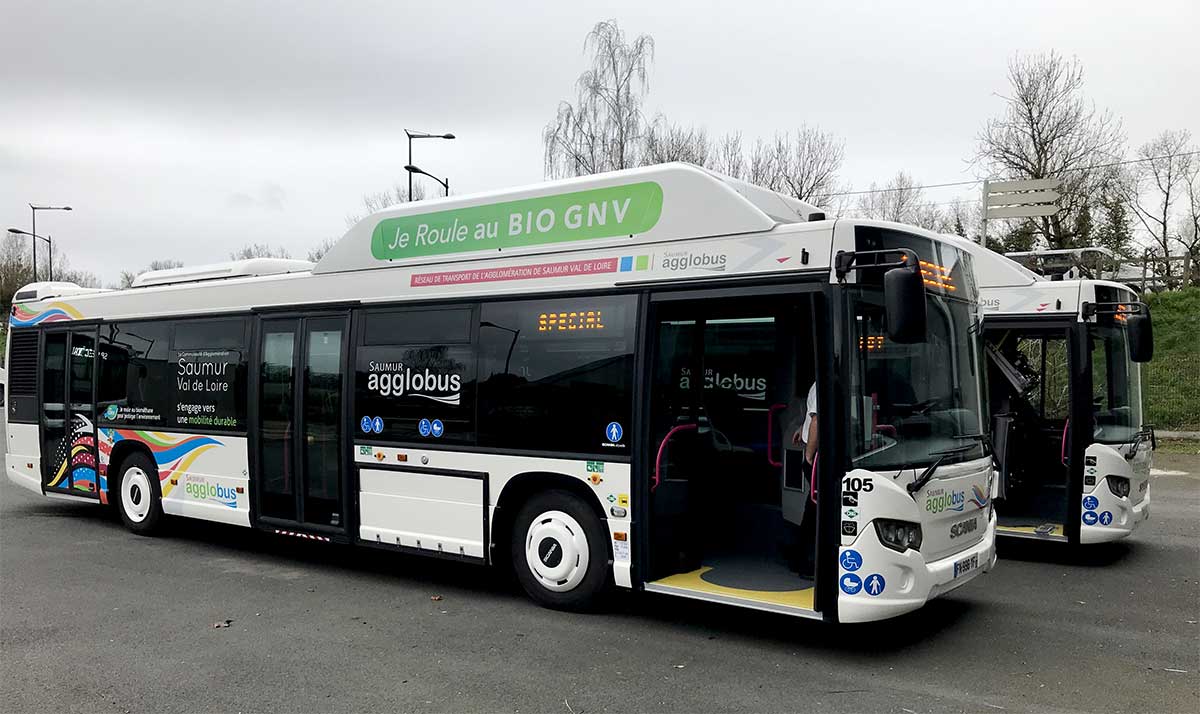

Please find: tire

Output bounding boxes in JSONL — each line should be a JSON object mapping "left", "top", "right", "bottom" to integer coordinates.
{"left": 114, "top": 452, "right": 165, "bottom": 536}
{"left": 510, "top": 489, "right": 611, "bottom": 611}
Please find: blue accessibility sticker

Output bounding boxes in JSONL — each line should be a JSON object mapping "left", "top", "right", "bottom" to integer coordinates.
{"left": 360, "top": 416, "right": 372, "bottom": 434}
{"left": 372, "top": 416, "right": 384, "bottom": 434}
{"left": 1082, "top": 510, "right": 1099, "bottom": 526}
{"left": 606, "top": 422, "right": 624, "bottom": 443}
{"left": 418, "top": 418, "right": 432, "bottom": 437}
{"left": 864, "top": 573, "right": 886, "bottom": 597}
{"left": 431, "top": 419, "right": 444, "bottom": 438}
{"left": 839, "top": 549, "right": 863, "bottom": 572}
{"left": 1099, "top": 510, "right": 1113, "bottom": 526}
{"left": 839, "top": 573, "right": 863, "bottom": 595}
{"left": 1082, "top": 495, "right": 1099, "bottom": 510}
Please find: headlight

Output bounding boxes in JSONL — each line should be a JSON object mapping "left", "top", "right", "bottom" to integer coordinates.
{"left": 1106, "top": 475, "right": 1131, "bottom": 499}
{"left": 874, "top": 519, "right": 923, "bottom": 553}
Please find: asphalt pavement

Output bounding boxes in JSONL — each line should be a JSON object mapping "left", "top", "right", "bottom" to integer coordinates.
{"left": 1, "top": 418, "right": 1197, "bottom": 713}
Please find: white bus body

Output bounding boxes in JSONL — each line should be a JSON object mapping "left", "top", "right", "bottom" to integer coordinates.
{"left": 4, "top": 164, "right": 995, "bottom": 623}
{"left": 948, "top": 238, "right": 1152, "bottom": 545}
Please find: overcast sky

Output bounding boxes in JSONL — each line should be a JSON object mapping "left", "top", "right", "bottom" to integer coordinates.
{"left": 3, "top": 0, "right": 1197, "bottom": 285}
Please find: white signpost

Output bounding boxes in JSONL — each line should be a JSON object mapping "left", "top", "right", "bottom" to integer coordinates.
{"left": 981, "top": 178, "right": 1062, "bottom": 248}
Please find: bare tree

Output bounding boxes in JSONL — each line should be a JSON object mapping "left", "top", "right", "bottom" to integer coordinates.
{"left": 119, "top": 259, "right": 185, "bottom": 289}
{"left": 1128, "top": 130, "right": 1192, "bottom": 286}
{"left": 975, "top": 51, "right": 1125, "bottom": 250}
{"left": 640, "top": 114, "right": 711, "bottom": 166}
{"left": 1176, "top": 148, "right": 1200, "bottom": 286}
{"left": 307, "top": 237, "right": 338, "bottom": 263}
{"left": 230, "top": 244, "right": 292, "bottom": 261}
{"left": 733, "top": 129, "right": 844, "bottom": 205}
{"left": 345, "top": 182, "right": 426, "bottom": 227}
{"left": 543, "top": 19, "right": 654, "bottom": 178}
{"left": 709, "top": 133, "right": 746, "bottom": 178}
{"left": 853, "top": 171, "right": 946, "bottom": 231}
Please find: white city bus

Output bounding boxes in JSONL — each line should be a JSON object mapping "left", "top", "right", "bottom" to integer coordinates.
{"left": 948, "top": 238, "right": 1153, "bottom": 545}
{"left": 4, "top": 164, "right": 996, "bottom": 623}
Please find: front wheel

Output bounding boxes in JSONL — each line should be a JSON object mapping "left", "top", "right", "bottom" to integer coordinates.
{"left": 115, "top": 453, "right": 165, "bottom": 536}
{"left": 511, "top": 490, "right": 610, "bottom": 611}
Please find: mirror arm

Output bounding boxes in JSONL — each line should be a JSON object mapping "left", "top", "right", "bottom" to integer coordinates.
{"left": 834, "top": 248, "right": 921, "bottom": 281}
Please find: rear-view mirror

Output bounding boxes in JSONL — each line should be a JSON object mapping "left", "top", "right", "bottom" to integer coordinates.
{"left": 1127, "top": 311, "right": 1153, "bottom": 362}
{"left": 884, "top": 265, "right": 927, "bottom": 344}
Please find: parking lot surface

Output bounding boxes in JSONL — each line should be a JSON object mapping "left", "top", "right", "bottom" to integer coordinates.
{"left": 2, "top": 419, "right": 1197, "bottom": 713}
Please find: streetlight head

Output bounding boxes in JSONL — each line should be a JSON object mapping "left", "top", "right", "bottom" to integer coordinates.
{"left": 8, "top": 227, "right": 26, "bottom": 235}
{"left": 63, "top": 206, "right": 73, "bottom": 211}
{"left": 404, "top": 164, "right": 420, "bottom": 174}
{"left": 442, "top": 133, "right": 455, "bottom": 139}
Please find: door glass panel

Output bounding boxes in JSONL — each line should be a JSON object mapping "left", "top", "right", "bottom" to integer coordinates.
{"left": 68, "top": 331, "right": 98, "bottom": 493}
{"left": 303, "top": 321, "right": 343, "bottom": 526}
{"left": 260, "top": 325, "right": 298, "bottom": 521}
{"left": 41, "top": 332, "right": 68, "bottom": 489}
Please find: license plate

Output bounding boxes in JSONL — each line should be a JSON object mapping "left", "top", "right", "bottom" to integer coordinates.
{"left": 953, "top": 554, "right": 978, "bottom": 579}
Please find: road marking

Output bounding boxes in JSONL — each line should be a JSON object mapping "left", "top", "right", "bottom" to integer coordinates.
{"left": 1151, "top": 469, "right": 1189, "bottom": 476}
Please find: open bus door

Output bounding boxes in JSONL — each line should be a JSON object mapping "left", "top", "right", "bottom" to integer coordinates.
{"left": 639, "top": 286, "right": 831, "bottom": 619}
{"left": 984, "top": 319, "right": 1087, "bottom": 543}
{"left": 39, "top": 326, "right": 101, "bottom": 499}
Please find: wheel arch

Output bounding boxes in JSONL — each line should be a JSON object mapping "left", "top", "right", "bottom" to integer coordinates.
{"left": 106, "top": 438, "right": 158, "bottom": 498}
{"left": 492, "top": 470, "right": 608, "bottom": 566}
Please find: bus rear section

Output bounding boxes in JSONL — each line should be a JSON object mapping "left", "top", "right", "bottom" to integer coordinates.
{"left": 984, "top": 282, "right": 1153, "bottom": 545}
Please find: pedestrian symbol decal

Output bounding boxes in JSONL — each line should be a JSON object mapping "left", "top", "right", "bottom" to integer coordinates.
{"left": 840, "top": 549, "right": 862, "bottom": 572}
{"left": 418, "top": 418, "right": 432, "bottom": 437}
{"left": 371, "top": 416, "right": 384, "bottom": 434}
{"left": 1082, "top": 510, "right": 1098, "bottom": 526}
{"left": 864, "top": 573, "right": 886, "bottom": 597}
{"left": 606, "top": 422, "right": 623, "bottom": 443}
{"left": 840, "top": 573, "right": 862, "bottom": 595}
{"left": 1098, "top": 511, "right": 1113, "bottom": 526}
{"left": 431, "top": 419, "right": 444, "bottom": 438}
{"left": 1083, "top": 495, "right": 1099, "bottom": 511}
{"left": 360, "top": 416, "right": 373, "bottom": 434}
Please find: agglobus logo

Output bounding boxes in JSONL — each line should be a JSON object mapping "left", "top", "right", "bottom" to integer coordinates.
{"left": 925, "top": 488, "right": 966, "bottom": 514}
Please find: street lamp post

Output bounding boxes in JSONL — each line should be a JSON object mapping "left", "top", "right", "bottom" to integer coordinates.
{"left": 7, "top": 228, "right": 54, "bottom": 281}
{"left": 404, "top": 130, "right": 454, "bottom": 201}
{"left": 404, "top": 165, "right": 449, "bottom": 197}
{"left": 30, "top": 204, "right": 71, "bottom": 282}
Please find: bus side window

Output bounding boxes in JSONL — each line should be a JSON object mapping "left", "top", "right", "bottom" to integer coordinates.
{"left": 477, "top": 296, "right": 636, "bottom": 455}
{"left": 355, "top": 307, "right": 476, "bottom": 445}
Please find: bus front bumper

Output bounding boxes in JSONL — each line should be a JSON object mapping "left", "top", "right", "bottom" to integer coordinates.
{"left": 838, "top": 511, "right": 997, "bottom": 624}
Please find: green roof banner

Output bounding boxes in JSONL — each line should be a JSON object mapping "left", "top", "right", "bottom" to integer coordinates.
{"left": 370, "top": 181, "right": 663, "bottom": 261}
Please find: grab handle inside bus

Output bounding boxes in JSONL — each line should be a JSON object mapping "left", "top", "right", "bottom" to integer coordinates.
{"left": 653, "top": 423, "right": 698, "bottom": 492}
{"left": 766, "top": 403, "right": 787, "bottom": 467}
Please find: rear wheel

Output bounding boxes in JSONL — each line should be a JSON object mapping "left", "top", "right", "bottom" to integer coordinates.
{"left": 511, "top": 490, "right": 610, "bottom": 611}
{"left": 115, "top": 453, "right": 165, "bottom": 536}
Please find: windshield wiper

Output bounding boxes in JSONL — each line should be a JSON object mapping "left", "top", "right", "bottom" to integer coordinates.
{"left": 907, "top": 444, "right": 976, "bottom": 497}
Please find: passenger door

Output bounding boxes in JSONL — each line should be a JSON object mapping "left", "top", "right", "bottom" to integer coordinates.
{"left": 40, "top": 327, "right": 100, "bottom": 497}
{"left": 254, "top": 314, "right": 349, "bottom": 535}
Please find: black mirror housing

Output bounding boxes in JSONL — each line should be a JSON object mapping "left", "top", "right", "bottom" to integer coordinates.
{"left": 1127, "top": 311, "right": 1153, "bottom": 362}
{"left": 884, "top": 265, "right": 927, "bottom": 343}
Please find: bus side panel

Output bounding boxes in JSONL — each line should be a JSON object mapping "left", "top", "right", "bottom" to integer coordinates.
{"left": 98, "top": 429, "right": 251, "bottom": 527}
{"left": 5, "top": 423, "right": 43, "bottom": 495}
{"left": 353, "top": 446, "right": 632, "bottom": 587}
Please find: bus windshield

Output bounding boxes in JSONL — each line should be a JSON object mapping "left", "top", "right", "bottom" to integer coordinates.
{"left": 846, "top": 288, "right": 987, "bottom": 471}
{"left": 1090, "top": 320, "right": 1143, "bottom": 445}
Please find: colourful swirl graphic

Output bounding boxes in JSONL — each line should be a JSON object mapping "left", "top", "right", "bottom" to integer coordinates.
{"left": 101, "top": 429, "right": 221, "bottom": 498}
{"left": 47, "top": 415, "right": 97, "bottom": 492}
{"left": 969, "top": 483, "right": 990, "bottom": 509}
{"left": 10, "top": 301, "right": 84, "bottom": 327}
